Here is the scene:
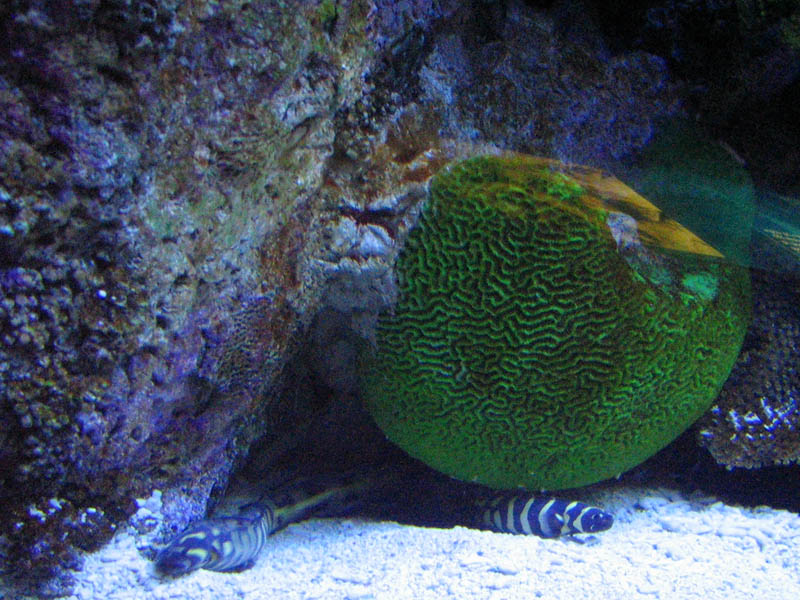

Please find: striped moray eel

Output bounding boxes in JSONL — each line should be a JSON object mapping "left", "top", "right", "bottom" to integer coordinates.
{"left": 155, "top": 477, "right": 612, "bottom": 576}
{"left": 479, "top": 494, "right": 613, "bottom": 538}
{"left": 154, "top": 501, "right": 276, "bottom": 576}
{"left": 155, "top": 479, "right": 369, "bottom": 576}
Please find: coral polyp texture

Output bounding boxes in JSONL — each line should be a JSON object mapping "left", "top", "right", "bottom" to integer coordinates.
{"left": 697, "top": 268, "right": 800, "bottom": 469}
{"left": 359, "top": 155, "right": 751, "bottom": 491}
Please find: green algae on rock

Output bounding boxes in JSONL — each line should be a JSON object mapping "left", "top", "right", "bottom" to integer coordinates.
{"left": 359, "top": 154, "right": 751, "bottom": 491}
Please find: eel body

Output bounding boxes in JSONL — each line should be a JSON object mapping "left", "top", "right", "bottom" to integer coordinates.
{"left": 479, "top": 494, "right": 614, "bottom": 537}
{"left": 155, "top": 479, "right": 614, "bottom": 576}
{"left": 155, "top": 501, "right": 276, "bottom": 575}
{"left": 155, "top": 480, "right": 368, "bottom": 576}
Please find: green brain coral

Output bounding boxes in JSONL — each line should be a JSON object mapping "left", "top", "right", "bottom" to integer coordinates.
{"left": 359, "top": 154, "right": 751, "bottom": 491}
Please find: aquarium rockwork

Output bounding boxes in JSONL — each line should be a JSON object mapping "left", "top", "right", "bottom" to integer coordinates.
{"left": 1, "top": 1, "right": 799, "bottom": 598}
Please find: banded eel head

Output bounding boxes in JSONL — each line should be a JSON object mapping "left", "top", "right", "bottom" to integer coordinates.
{"left": 154, "top": 523, "right": 217, "bottom": 576}
{"left": 481, "top": 495, "right": 614, "bottom": 538}
{"left": 155, "top": 502, "right": 275, "bottom": 576}
{"left": 557, "top": 500, "right": 614, "bottom": 536}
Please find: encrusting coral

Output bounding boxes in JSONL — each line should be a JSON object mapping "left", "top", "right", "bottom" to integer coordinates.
{"left": 698, "top": 267, "right": 800, "bottom": 469}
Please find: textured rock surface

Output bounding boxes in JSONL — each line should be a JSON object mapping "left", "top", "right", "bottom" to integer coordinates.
{"left": 417, "top": 0, "right": 679, "bottom": 167}
{"left": 0, "top": 0, "right": 383, "bottom": 592}
{"left": 698, "top": 268, "right": 800, "bottom": 468}
{"left": 359, "top": 155, "right": 751, "bottom": 491}
{"left": 596, "top": 0, "right": 800, "bottom": 194}
{"left": 600, "top": 0, "right": 800, "bottom": 122}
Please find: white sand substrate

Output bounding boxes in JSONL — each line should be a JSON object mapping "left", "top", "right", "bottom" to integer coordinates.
{"left": 59, "top": 484, "right": 800, "bottom": 600}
